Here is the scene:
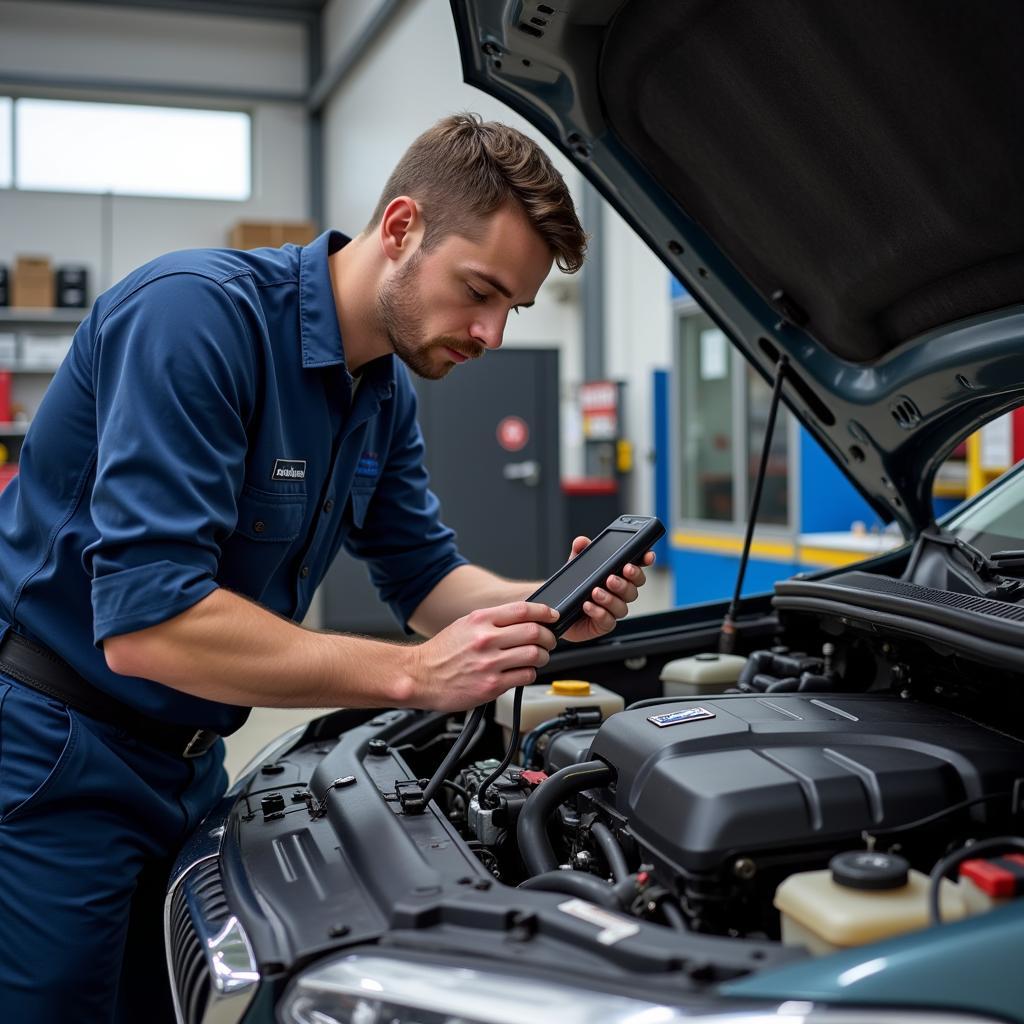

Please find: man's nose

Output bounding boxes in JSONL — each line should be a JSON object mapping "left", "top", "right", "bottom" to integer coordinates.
{"left": 469, "top": 310, "right": 508, "bottom": 350}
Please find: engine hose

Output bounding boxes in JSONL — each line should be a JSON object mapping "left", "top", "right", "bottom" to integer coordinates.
{"left": 590, "top": 821, "right": 630, "bottom": 882}
{"left": 518, "top": 869, "right": 620, "bottom": 910}
{"left": 517, "top": 759, "right": 614, "bottom": 876}
{"left": 421, "top": 704, "right": 487, "bottom": 807}
{"left": 521, "top": 717, "right": 564, "bottom": 768}
{"left": 660, "top": 899, "right": 686, "bottom": 931}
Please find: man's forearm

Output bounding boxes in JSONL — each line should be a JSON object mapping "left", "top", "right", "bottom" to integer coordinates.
{"left": 407, "top": 564, "right": 539, "bottom": 637}
{"left": 103, "top": 587, "right": 416, "bottom": 709}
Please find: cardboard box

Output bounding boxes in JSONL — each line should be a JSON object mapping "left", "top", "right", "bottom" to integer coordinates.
{"left": 12, "top": 256, "right": 55, "bottom": 308}
{"left": 228, "top": 220, "right": 317, "bottom": 251}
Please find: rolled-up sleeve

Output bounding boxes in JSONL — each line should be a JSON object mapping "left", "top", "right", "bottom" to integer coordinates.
{"left": 343, "top": 371, "right": 467, "bottom": 630}
{"left": 84, "top": 273, "right": 256, "bottom": 643}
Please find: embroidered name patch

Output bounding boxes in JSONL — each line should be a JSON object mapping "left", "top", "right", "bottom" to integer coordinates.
{"left": 647, "top": 707, "right": 716, "bottom": 728}
{"left": 271, "top": 459, "right": 307, "bottom": 481}
{"left": 356, "top": 452, "right": 380, "bottom": 477}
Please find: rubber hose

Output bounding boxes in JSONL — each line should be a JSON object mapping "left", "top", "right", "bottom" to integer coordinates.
{"left": 518, "top": 870, "right": 620, "bottom": 910}
{"left": 590, "top": 821, "right": 630, "bottom": 882}
{"left": 521, "top": 717, "right": 564, "bottom": 768}
{"left": 517, "top": 759, "right": 613, "bottom": 876}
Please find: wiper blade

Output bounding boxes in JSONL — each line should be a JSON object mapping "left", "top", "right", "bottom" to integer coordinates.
{"left": 919, "top": 530, "right": 1024, "bottom": 599}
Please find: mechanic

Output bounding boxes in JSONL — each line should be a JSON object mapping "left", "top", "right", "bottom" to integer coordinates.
{"left": 0, "top": 113, "right": 653, "bottom": 1022}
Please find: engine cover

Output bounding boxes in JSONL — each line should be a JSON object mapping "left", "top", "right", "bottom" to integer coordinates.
{"left": 588, "top": 694, "right": 1024, "bottom": 873}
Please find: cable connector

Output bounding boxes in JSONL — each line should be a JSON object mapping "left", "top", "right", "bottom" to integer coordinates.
{"left": 394, "top": 778, "right": 428, "bottom": 815}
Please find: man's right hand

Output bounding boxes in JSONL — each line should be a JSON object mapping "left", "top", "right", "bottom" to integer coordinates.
{"left": 402, "top": 601, "right": 559, "bottom": 712}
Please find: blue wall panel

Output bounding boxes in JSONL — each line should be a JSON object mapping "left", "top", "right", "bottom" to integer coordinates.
{"left": 799, "top": 426, "right": 879, "bottom": 532}
{"left": 669, "top": 547, "right": 802, "bottom": 605}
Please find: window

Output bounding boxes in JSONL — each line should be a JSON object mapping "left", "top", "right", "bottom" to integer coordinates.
{"left": 677, "top": 309, "right": 791, "bottom": 528}
{"left": 0, "top": 98, "right": 11, "bottom": 188}
{"left": 14, "top": 99, "right": 250, "bottom": 200}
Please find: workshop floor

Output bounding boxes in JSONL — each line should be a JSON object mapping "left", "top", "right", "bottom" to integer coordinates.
{"left": 222, "top": 567, "right": 675, "bottom": 783}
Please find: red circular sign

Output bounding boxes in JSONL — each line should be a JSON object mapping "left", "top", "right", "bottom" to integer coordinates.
{"left": 496, "top": 415, "right": 529, "bottom": 452}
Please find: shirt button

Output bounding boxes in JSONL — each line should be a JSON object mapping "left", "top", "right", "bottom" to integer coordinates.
{"left": 253, "top": 520, "right": 266, "bottom": 534}
{"left": 300, "top": 565, "right": 311, "bottom": 579}
{"left": 322, "top": 498, "right": 334, "bottom": 514}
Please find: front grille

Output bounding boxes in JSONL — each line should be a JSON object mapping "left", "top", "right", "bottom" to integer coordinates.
{"left": 168, "top": 859, "right": 226, "bottom": 1024}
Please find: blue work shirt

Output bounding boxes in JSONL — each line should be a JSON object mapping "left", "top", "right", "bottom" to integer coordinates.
{"left": 0, "top": 230, "right": 466, "bottom": 735}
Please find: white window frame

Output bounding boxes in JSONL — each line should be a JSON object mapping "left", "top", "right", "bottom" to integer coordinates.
{"left": 1, "top": 95, "right": 252, "bottom": 202}
{"left": 672, "top": 301, "right": 800, "bottom": 537}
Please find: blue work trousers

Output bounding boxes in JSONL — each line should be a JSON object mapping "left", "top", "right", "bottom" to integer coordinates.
{"left": 0, "top": 665, "right": 227, "bottom": 1022}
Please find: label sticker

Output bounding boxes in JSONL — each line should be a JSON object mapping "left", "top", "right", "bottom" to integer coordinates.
{"left": 271, "top": 458, "right": 306, "bottom": 482}
{"left": 647, "top": 707, "right": 716, "bottom": 728}
{"left": 557, "top": 898, "right": 640, "bottom": 946}
{"left": 496, "top": 415, "right": 529, "bottom": 452}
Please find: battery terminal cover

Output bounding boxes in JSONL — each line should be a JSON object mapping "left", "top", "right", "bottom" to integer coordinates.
{"left": 959, "top": 853, "right": 1024, "bottom": 897}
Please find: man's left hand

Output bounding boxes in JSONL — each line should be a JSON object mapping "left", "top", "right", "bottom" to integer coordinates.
{"left": 558, "top": 536, "right": 655, "bottom": 644}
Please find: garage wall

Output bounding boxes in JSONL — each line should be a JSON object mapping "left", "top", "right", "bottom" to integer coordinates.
{"left": 0, "top": 0, "right": 309, "bottom": 292}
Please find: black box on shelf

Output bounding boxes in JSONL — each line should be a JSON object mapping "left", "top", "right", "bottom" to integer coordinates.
{"left": 56, "top": 266, "right": 89, "bottom": 308}
{"left": 0, "top": 266, "right": 9, "bottom": 307}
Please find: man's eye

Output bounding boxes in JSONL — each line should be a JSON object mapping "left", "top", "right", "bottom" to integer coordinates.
{"left": 467, "top": 285, "right": 486, "bottom": 302}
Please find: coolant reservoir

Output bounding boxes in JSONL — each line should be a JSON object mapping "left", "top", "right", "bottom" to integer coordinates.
{"left": 660, "top": 652, "right": 747, "bottom": 696}
{"left": 775, "top": 851, "right": 966, "bottom": 956}
{"left": 495, "top": 680, "right": 625, "bottom": 742}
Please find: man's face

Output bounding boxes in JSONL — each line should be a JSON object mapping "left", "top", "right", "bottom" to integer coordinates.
{"left": 376, "top": 204, "right": 554, "bottom": 380}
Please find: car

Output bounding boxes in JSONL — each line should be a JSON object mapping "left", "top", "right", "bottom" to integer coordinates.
{"left": 162, "top": 2, "right": 1024, "bottom": 1022}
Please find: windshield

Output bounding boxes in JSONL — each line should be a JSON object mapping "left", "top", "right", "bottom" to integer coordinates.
{"left": 945, "top": 461, "right": 1024, "bottom": 550}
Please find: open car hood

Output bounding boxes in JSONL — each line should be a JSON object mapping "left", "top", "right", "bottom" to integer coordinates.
{"left": 450, "top": 0, "right": 1024, "bottom": 533}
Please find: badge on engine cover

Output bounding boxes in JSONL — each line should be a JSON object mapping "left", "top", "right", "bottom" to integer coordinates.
{"left": 647, "top": 707, "right": 716, "bottom": 727}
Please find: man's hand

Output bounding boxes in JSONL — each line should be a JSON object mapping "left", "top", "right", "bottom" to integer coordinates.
{"left": 404, "top": 601, "right": 559, "bottom": 711}
{"left": 558, "top": 536, "right": 655, "bottom": 644}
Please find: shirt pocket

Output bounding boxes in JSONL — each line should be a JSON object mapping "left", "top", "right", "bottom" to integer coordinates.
{"left": 234, "top": 485, "right": 306, "bottom": 542}
{"left": 349, "top": 481, "right": 378, "bottom": 530}
{"left": 218, "top": 485, "right": 307, "bottom": 601}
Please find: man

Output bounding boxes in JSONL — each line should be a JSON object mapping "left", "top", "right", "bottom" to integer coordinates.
{"left": 0, "top": 113, "right": 652, "bottom": 1021}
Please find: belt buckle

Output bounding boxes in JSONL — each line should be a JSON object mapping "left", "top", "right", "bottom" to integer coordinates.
{"left": 182, "top": 728, "right": 218, "bottom": 759}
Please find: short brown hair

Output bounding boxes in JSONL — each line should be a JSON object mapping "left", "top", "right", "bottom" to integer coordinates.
{"left": 367, "top": 113, "right": 587, "bottom": 274}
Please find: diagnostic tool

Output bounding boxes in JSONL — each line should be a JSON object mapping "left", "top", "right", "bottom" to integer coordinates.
{"left": 529, "top": 515, "right": 665, "bottom": 637}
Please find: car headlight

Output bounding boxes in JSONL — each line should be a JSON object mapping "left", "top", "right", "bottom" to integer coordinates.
{"left": 279, "top": 953, "right": 992, "bottom": 1024}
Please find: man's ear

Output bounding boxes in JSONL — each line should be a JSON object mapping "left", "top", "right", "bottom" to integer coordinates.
{"left": 378, "top": 196, "right": 422, "bottom": 262}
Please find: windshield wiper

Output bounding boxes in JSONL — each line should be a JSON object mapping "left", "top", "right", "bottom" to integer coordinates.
{"left": 920, "top": 530, "right": 1024, "bottom": 598}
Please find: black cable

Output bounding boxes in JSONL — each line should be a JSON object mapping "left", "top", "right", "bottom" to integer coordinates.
{"left": 719, "top": 356, "right": 788, "bottom": 655}
{"left": 441, "top": 778, "right": 469, "bottom": 803}
{"left": 866, "top": 791, "right": 1016, "bottom": 839}
{"left": 517, "top": 760, "right": 614, "bottom": 876}
{"left": 478, "top": 686, "right": 523, "bottom": 808}
{"left": 928, "top": 836, "right": 1024, "bottom": 925}
{"left": 420, "top": 704, "right": 487, "bottom": 808}
{"left": 521, "top": 716, "right": 565, "bottom": 768}
{"left": 518, "top": 869, "right": 620, "bottom": 909}
{"left": 590, "top": 821, "right": 630, "bottom": 882}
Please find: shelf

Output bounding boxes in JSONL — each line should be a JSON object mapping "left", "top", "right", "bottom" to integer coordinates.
{"left": 0, "top": 308, "right": 85, "bottom": 326}
{"left": 0, "top": 422, "right": 30, "bottom": 435}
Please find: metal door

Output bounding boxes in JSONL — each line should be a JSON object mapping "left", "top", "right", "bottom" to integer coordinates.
{"left": 414, "top": 347, "right": 565, "bottom": 581}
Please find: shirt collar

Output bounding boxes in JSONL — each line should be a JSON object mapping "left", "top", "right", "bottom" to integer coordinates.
{"left": 298, "top": 229, "right": 395, "bottom": 400}
{"left": 299, "top": 228, "right": 348, "bottom": 369}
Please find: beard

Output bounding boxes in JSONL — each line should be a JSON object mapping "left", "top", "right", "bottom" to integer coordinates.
{"left": 376, "top": 253, "right": 483, "bottom": 380}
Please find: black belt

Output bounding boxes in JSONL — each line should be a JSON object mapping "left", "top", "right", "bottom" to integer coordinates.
{"left": 0, "top": 630, "right": 220, "bottom": 758}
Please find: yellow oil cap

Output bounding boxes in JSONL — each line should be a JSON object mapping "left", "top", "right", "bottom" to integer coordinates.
{"left": 548, "top": 680, "right": 592, "bottom": 696}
